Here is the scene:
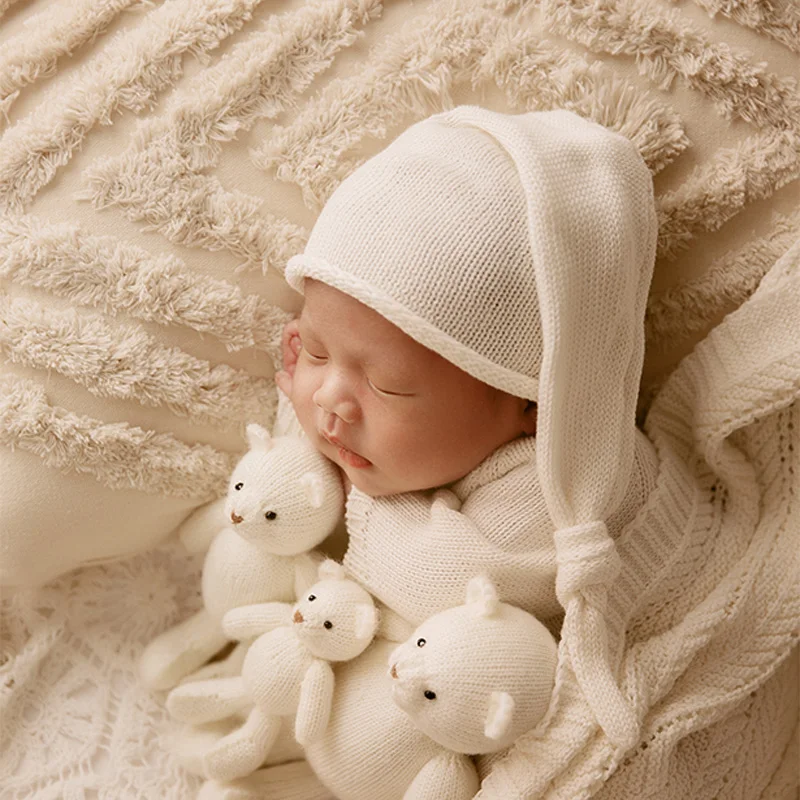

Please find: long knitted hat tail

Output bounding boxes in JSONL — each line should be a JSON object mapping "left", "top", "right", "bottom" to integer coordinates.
{"left": 436, "top": 107, "right": 658, "bottom": 748}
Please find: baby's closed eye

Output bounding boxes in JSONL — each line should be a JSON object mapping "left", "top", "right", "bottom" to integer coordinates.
{"left": 301, "top": 347, "right": 412, "bottom": 397}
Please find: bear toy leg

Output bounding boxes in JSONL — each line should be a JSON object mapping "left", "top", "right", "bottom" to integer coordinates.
{"left": 167, "top": 677, "right": 250, "bottom": 724}
{"left": 203, "top": 707, "right": 282, "bottom": 783}
{"left": 139, "top": 609, "right": 229, "bottom": 690}
{"left": 168, "top": 714, "right": 304, "bottom": 778}
{"left": 166, "top": 717, "right": 246, "bottom": 777}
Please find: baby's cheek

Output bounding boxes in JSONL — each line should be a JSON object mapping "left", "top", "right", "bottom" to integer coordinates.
{"left": 289, "top": 366, "right": 318, "bottom": 432}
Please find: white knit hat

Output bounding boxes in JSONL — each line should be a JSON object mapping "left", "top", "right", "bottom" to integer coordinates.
{"left": 283, "top": 106, "right": 658, "bottom": 748}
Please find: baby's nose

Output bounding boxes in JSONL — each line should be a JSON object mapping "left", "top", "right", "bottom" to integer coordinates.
{"left": 313, "top": 378, "right": 360, "bottom": 425}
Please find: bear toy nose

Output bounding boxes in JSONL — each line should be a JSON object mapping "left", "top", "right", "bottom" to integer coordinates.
{"left": 293, "top": 609, "right": 304, "bottom": 624}
{"left": 390, "top": 664, "right": 398, "bottom": 679}
{"left": 230, "top": 511, "right": 243, "bottom": 524}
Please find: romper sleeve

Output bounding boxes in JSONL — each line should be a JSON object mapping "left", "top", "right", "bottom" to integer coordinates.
{"left": 342, "top": 472, "right": 558, "bottom": 626}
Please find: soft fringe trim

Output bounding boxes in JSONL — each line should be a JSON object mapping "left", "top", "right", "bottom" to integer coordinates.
{"left": 540, "top": 0, "right": 800, "bottom": 129}
{"left": 0, "top": 293, "right": 277, "bottom": 432}
{"left": 475, "top": 23, "right": 689, "bottom": 175}
{"left": 255, "top": 2, "right": 687, "bottom": 208}
{"left": 78, "top": 166, "right": 309, "bottom": 275}
{"left": 77, "top": 0, "right": 383, "bottom": 271}
{"left": 162, "top": 0, "right": 383, "bottom": 171}
{"left": 0, "top": 214, "right": 291, "bottom": 365}
{"left": 655, "top": 126, "right": 800, "bottom": 261}
{"left": 0, "top": 0, "right": 146, "bottom": 120}
{"left": 0, "top": 374, "right": 238, "bottom": 500}
{"left": 252, "top": 0, "right": 513, "bottom": 210}
{"left": 0, "top": 0, "right": 266, "bottom": 213}
{"left": 646, "top": 208, "right": 800, "bottom": 347}
{"left": 681, "top": 0, "right": 800, "bottom": 55}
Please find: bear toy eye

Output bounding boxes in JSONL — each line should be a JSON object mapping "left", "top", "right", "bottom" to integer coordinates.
{"left": 308, "top": 594, "right": 316, "bottom": 602}
{"left": 416, "top": 638, "right": 426, "bottom": 647}
{"left": 424, "top": 690, "right": 436, "bottom": 700}
{"left": 323, "top": 620, "right": 333, "bottom": 630}
{"left": 235, "top": 482, "right": 243, "bottom": 490}
{"left": 264, "top": 511, "right": 277, "bottom": 520}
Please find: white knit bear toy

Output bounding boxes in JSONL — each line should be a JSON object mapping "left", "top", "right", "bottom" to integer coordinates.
{"left": 138, "top": 422, "right": 345, "bottom": 690}
{"left": 166, "top": 559, "right": 379, "bottom": 783}
{"left": 388, "top": 575, "right": 558, "bottom": 800}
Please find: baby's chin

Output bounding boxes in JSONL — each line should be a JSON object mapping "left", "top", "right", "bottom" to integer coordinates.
{"left": 335, "top": 459, "right": 405, "bottom": 498}
{"left": 347, "top": 466, "right": 454, "bottom": 498}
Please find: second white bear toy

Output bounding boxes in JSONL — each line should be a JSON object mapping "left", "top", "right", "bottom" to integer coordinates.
{"left": 138, "top": 419, "right": 345, "bottom": 690}
{"left": 387, "top": 575, "right": 559, "bottom": 799}
{"left": 167, "top": 560, "right": 378, "bottom": 783}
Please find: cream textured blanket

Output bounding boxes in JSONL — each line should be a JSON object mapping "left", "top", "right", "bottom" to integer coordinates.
{"left": 0, "top": 0, "right": 799, "bottom": 797}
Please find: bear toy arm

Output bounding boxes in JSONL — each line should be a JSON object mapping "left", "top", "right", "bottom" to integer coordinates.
{"left": 222, "top": 602, "right": 294, "bottom": 641}
{"left": 403, "top": 751, "right": 480, "bottom": 800}
{"left": 294, "top": 658, "right": 335, "bottom": 747}
{"left": 177, "top": 497, "right": 227, "bottom": 554}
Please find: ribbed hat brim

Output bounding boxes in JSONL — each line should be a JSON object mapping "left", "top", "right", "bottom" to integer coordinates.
{"left": 285, "top": 252, "right": 540, "bottom": 400}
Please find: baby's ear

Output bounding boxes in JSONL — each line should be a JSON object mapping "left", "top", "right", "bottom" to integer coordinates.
{"left": 466, "top": 574, "right": 499, "bottom": 616}
{"left": 354, "top": 603, "right": 378, "bottom": 641}
{"left": 299, "top": 472, "right": 326, "bottom": 508}
{"left": 317, "top": 559, "right": 346, "bottom": 581}
{"left": 246, "top": 423, "right": 273, "bottom": 452}
{"left": 484, "top": 691, "right": 515, "bottom": 740}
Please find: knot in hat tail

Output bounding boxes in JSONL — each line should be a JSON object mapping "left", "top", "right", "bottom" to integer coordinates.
{"left": 555, "top": 520, "right": 620, "bottom": 604}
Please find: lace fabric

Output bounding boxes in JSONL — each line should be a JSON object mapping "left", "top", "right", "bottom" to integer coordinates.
{"left": 0, "top": 541, "right": 205, "bottom": 799}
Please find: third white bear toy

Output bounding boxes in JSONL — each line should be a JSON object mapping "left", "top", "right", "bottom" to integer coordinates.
{"left": 388, "top": 575, "right": 558, "bottom": 799}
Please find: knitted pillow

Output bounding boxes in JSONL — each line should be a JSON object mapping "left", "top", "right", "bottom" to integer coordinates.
{"left": 1, "top": 0, "right": 798, "bottom": 586}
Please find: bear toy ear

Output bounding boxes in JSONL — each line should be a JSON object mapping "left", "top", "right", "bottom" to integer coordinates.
{"left": 317, "top": 559, "right": 346, "bottom": 582}
{"left": 299, "top": 472, "right": 326, "bottom": 508}
{"left": 484, "top": 691, "right": 515, "bottom": 741}
{"left": 466, "top": 574, "right": 499, "bottom": 617}
{"left": 246, "top": 423, "right": 274, "bottom": 452}
{"left": 354, "top": 603, "right": 379, "bottom": 642}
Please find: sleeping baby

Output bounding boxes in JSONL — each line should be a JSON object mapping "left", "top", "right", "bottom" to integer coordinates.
{"left": 186, "top": 105, "right": 661, "bottom": 798}
{"left": 247, "top": 105, "right": 661, "bottom": 799}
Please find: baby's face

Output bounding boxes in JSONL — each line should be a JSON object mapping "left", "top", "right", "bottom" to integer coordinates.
{"left": 288, "top": 279, "right": 536, "bottom": 497}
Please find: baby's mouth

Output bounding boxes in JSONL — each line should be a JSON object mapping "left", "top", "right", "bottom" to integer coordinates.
{"left": 337, "top": 445, "right": 372, "bottom": 469}
{"left": 319, "top": 431, "right": 372, "bottom": 466}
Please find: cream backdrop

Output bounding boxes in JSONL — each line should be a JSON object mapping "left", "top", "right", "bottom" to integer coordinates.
{"left": 1, "top": 0, "right": 798, "bottom": 586}
{"left": 1, "top": 1, "right": 799, "bottom": 798}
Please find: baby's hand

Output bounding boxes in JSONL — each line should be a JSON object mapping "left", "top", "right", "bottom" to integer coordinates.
{"left": 275, "top": 318, "right": 302, "bottom": 397}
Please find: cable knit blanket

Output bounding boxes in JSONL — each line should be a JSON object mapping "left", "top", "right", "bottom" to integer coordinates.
{"left": 0, "top": 0, "right": 798, "bottom": 797}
